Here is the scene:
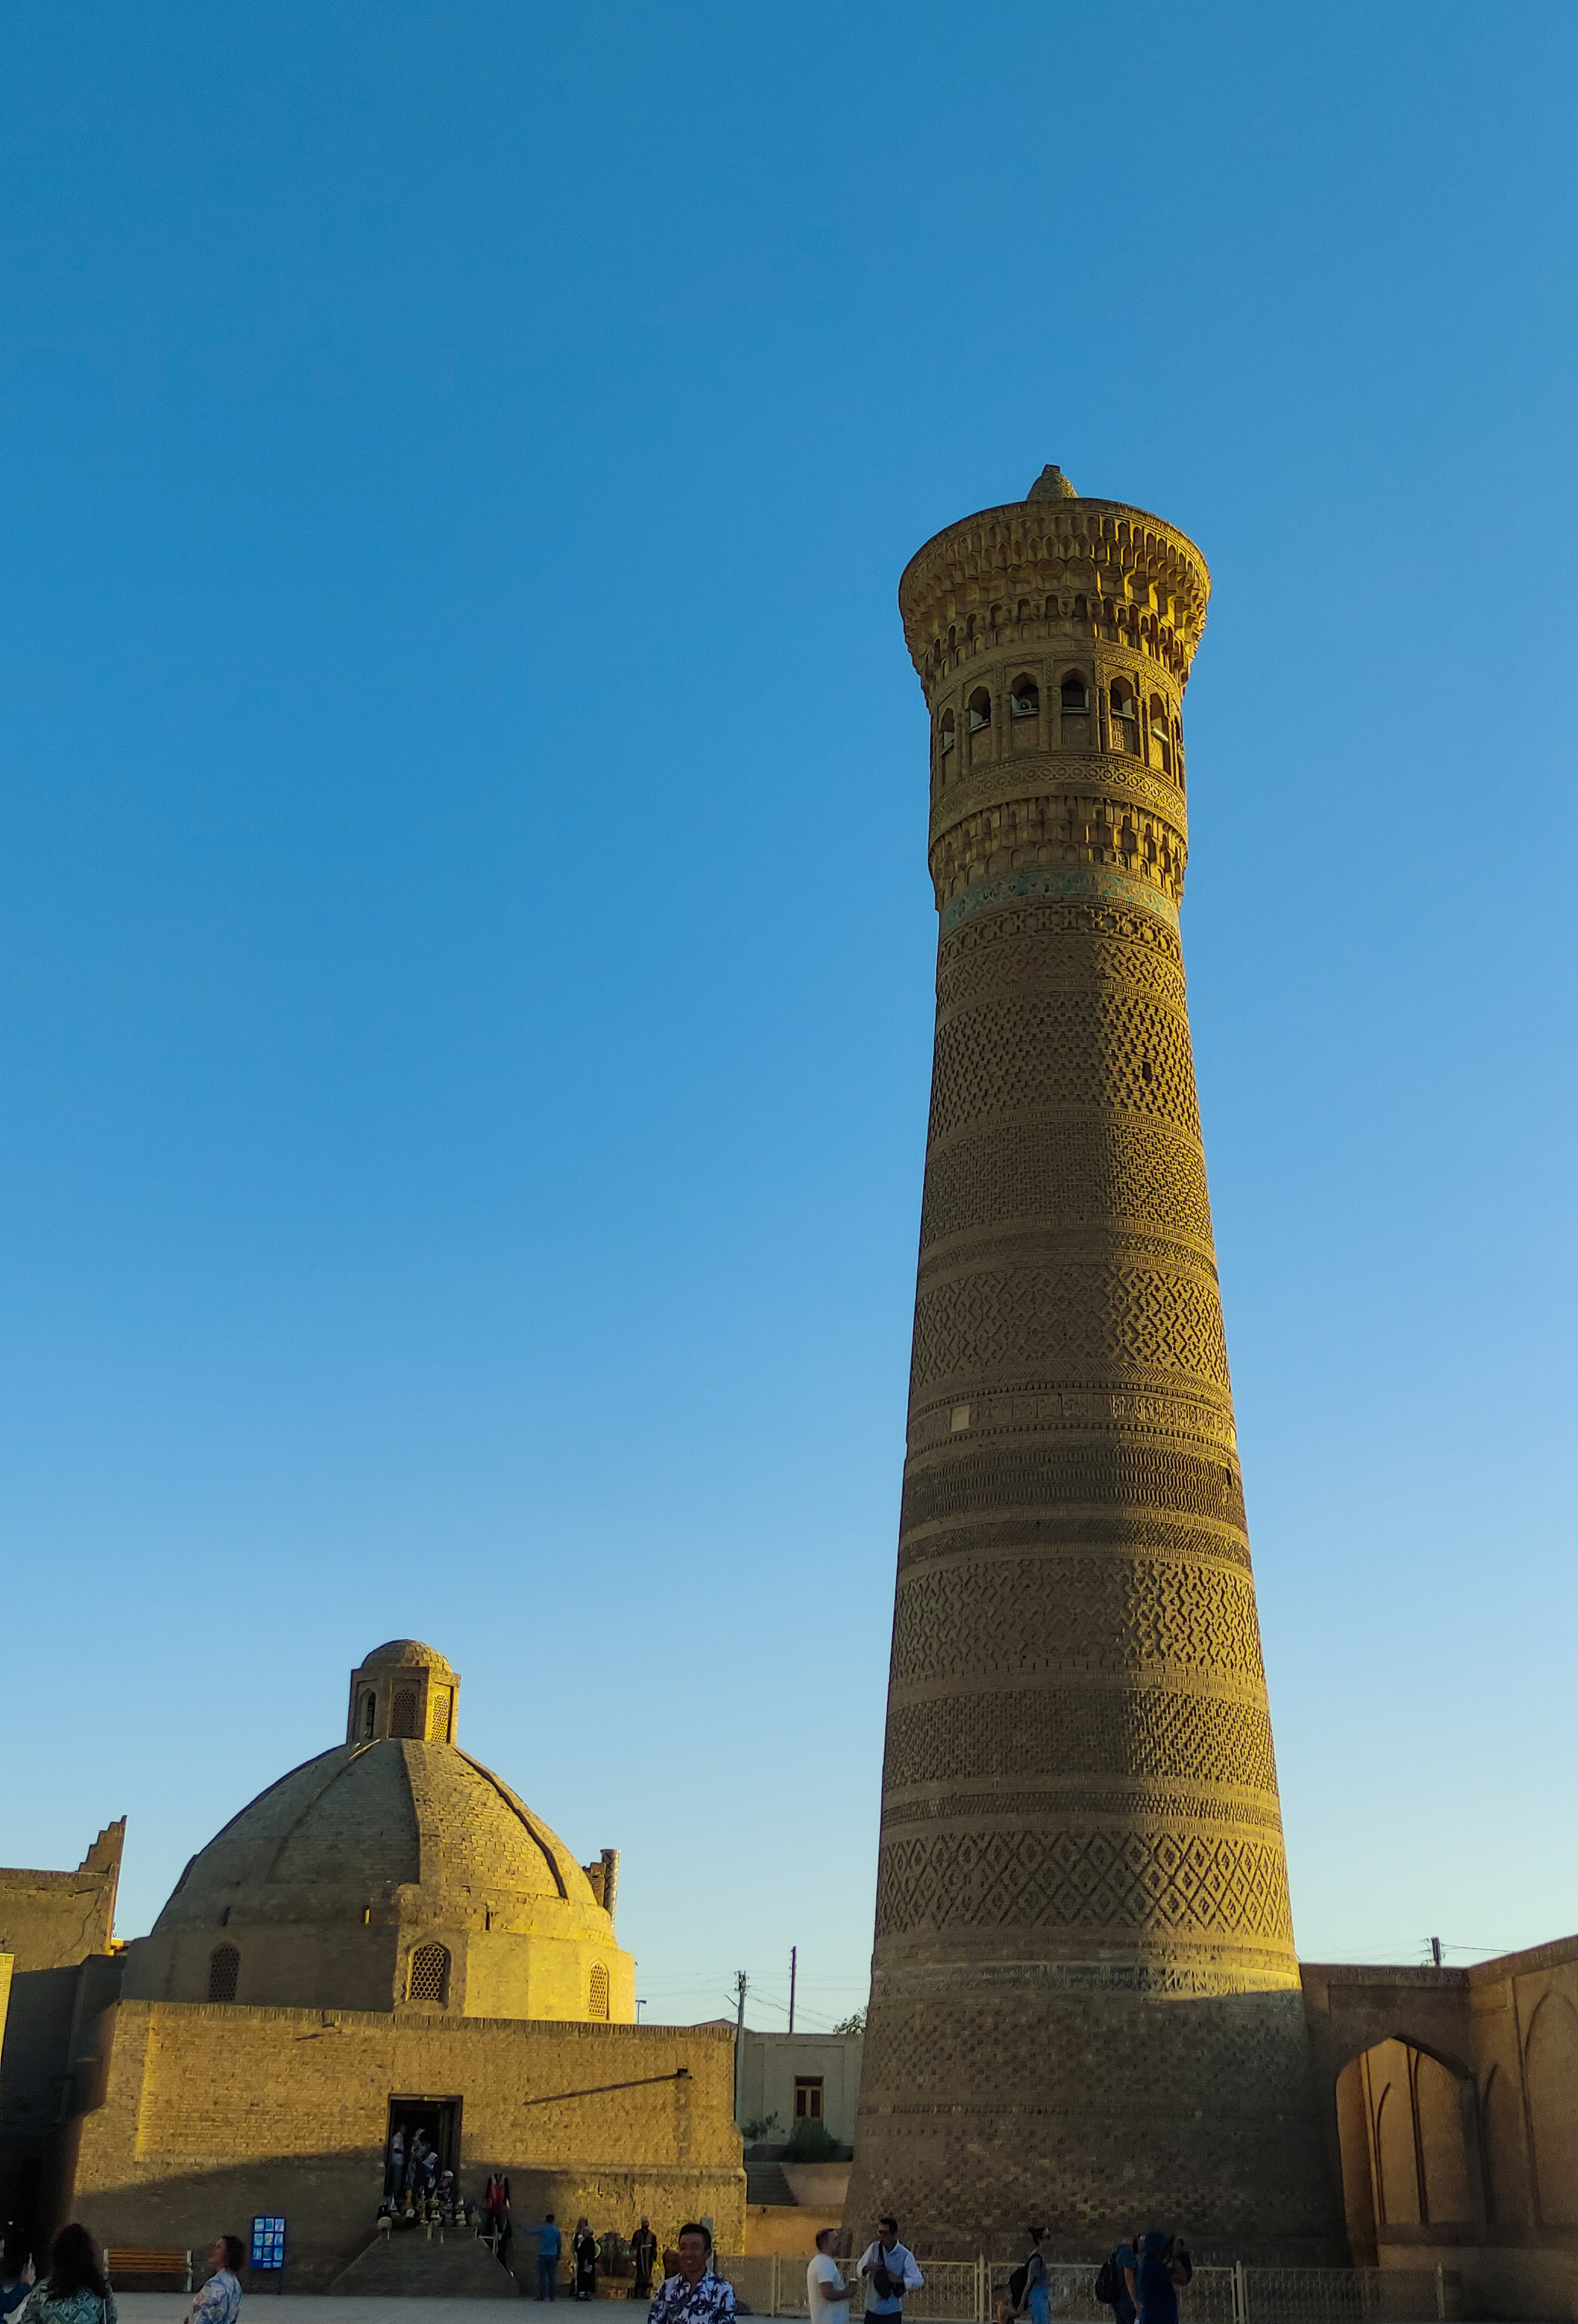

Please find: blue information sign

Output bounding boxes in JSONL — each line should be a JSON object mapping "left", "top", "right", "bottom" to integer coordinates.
{"left": 250, "top": 2218, "right": 286, "bottom": 2272}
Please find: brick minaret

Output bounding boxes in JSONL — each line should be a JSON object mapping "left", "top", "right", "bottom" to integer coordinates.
{"left": 844, "top": 471, "right": 1341, "bottom": 2257}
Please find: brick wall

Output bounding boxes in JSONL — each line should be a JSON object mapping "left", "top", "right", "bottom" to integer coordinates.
{"left": 73, "top": 2000, "right": 744, "bottom": 2287}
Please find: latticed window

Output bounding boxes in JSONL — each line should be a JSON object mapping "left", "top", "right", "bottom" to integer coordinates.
{"left": 429, "top": 1687, "right": 451, "bottom": 1742}
{"left": 408, "top": 1943, "right": 449, "bottom": 2004}
{"left": 391, "top": 1688, "right": 418, "bottom": 1739}
{"left": 588, "top": 1962, "right": 609, "bottom": 2021}
{"left": 208, "top": 1943, "right": 239, "bottom": 2003}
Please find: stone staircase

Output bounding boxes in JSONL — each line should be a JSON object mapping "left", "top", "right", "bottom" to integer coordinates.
{"left": 330, "top": 2228, "right": 520, "bottom": 2297}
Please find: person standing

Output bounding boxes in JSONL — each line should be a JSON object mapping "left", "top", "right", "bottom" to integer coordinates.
{"left": 531, "top": 2217, "right": 563, "bottom": 2303}
{"left": 183, "top": 2238, "right": 244, "bottom": 2324}
{"left": 17, "top": 2228, "right": 118, "bottom": 2324}
{"left": 572, "top": 2220, "right": 596, "bottom": 2301}
{"left": 1013, "top": 2232, "right": 1047, "bottom": 2324}
{"left": 857, "top": 2220, "right": 922, "bottom": 2324}
{"left": 806, "top": 2228, "right": 853, "bottom": 2324}
{"left": 646, "top": 2225, "right": 734, "bottom": 2324}
{"left": 630, "top": 2220, "right": 659, "bottom": 2301}
{"left": 1134, "top": 2235, "right": 1187, "bottom": 2324}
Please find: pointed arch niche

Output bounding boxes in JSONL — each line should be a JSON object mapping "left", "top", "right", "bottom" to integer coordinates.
{"left": 1335, "top": 2037, "right": 1482, "bottom": 2262}
{"left": 1526, "top": 1991, "right": 1578, "bottom": 2225}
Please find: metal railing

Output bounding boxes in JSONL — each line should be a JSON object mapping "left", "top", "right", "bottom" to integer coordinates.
{"left": 712, "top": 2259, "right": 1452, "bottom": 2324}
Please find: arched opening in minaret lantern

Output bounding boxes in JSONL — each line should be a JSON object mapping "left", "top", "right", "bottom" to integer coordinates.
{"left": 966, "top": 686, "right": 992, "bottom": 765}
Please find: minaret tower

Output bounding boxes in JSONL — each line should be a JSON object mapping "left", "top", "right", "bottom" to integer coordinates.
{"left": 846, "top": 471, "right": 1339, "bottom": 2255}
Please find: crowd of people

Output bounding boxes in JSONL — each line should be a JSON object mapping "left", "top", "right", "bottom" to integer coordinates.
{"left": 992, "top": 2225, "right": 1195, "bottom": 2324}
{"left": 0, "top": 2205, "right": 1196, "bottom": 2324}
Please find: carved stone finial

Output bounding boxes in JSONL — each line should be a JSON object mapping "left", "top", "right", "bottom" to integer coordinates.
{"left": 1026, "top": 463, "right": 1078, "bottom": 501}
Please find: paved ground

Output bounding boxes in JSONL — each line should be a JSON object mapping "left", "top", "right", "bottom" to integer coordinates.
{"left": 116, "top": 2300, "right": 545, "bottom": 2322}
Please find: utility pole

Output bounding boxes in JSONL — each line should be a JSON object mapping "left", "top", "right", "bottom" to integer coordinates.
{"left": 1429, "top": 1937, "right": 1443, "bottom": 1968}
{"left": 734, "top": 1970, "right": 747, "bottom": 2123}
{"left": 788, "top": 1947, "right": 797, "bottom": 2037}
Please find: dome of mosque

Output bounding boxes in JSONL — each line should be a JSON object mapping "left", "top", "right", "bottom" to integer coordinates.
{"left": 123, "top": 1643, "right": 631, "bottom": 2024}
{"left": 151, "top": 1737, "right": 597, "bottom": 1920}
{"left": 357, "top": 1638, "right": 456, "bottom": 1672}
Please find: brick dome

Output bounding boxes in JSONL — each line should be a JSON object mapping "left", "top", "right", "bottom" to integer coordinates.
{"left": 151, "top": 1736, "right": 596, "bottom": 1912}
{"left": 123, "top": 1645, "right": 632, "bottom": 2023}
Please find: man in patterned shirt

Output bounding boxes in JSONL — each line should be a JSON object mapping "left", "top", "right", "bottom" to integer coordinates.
{"left": 646, "top": 2225, "right": 734, "bottom": 2324}
{"left": 184, "top": 2239, "right": 244, "bottom": 2324}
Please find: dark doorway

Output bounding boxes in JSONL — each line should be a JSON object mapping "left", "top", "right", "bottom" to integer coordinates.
{"left": 384, "top": 2095, "right": 462, "bottom": 2198}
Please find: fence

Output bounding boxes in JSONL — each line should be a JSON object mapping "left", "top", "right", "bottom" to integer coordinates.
{"left": 712, "top": 2259, "right": 1453, "bottom": 2324}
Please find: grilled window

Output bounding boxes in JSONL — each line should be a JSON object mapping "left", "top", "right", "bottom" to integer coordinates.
{"left": 408, "top": 1943, "right": 450, "bottom": 2004}
{"left": 589, "top": 1963, "right": 610, "bottom": 2021}
{"left": 208, "top": 1943, "right": 239, "bottom": 2003}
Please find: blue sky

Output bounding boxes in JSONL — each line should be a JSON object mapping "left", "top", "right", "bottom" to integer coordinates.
{"left": 2, "top": 2, "right": 1575, "bottom": 2027}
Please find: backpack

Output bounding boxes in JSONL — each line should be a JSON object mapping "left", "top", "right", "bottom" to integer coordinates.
{"left": 1093, "top": 2252, "right": 1124, "bottom": 2307}
{"left": 1008, "top": 2267, "right": 1029, "bottom": 2309}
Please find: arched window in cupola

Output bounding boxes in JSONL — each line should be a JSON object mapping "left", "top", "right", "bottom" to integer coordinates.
{"left": 408, "top": 1943, "right": 450, "bottom": 2004}
{"left": 1110, "top": 679, "right": 1138, "bottom": 755}
{"left": 208, "top": 1943, "right": 239, "bottom": 2004}
{"left": 1009, "top": 676, "right": 1039, "bottom": 719}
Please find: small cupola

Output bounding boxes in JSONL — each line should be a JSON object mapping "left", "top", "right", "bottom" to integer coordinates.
{"left": 346, "top": 1641, "right": 461, "bottom": 1748}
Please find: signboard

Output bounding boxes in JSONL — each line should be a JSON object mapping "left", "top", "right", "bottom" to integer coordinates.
{"left": 250, "top": 2218, "right": 286, "bottom": 2272}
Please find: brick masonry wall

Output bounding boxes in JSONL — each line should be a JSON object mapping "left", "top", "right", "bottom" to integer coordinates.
{"left": 73, "top": 2001, "right": 744, "bottom": 2287}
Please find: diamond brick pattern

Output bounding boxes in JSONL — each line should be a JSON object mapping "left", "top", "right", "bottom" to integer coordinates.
{"left": 875, "top": 1824, "right": 1293, "bottom": 1941}
{"left": 911, "top": 1258, "right": 1231, "bottom": 1390}
{"left": 927, "top": 989, "right": 1200, "bottom": 1142}
{"left": 920, "top": 1115, "right": 1213, "bottom": 1248}
{"left": 891, "top": 1551, "right": 1265, "bottom": 1685}
{"left": 881, "top": 1686, "right": 1278, "bottom": 1792}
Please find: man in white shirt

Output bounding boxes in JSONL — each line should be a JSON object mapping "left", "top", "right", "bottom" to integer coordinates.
{"left": 858, "top": 2220, "right": 923, "bottom": 2322}
{"left": 807, "top": 2229, "right": 854, "bottom": 2324}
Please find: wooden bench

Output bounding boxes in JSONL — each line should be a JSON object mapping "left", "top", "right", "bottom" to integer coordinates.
{"left": 103, "top": 2249, "right": 192, "bottom": 2292}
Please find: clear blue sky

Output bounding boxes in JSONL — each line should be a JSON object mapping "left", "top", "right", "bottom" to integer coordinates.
{"left": 3, "top": 3, "right": 1575, "bottom": 2026}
